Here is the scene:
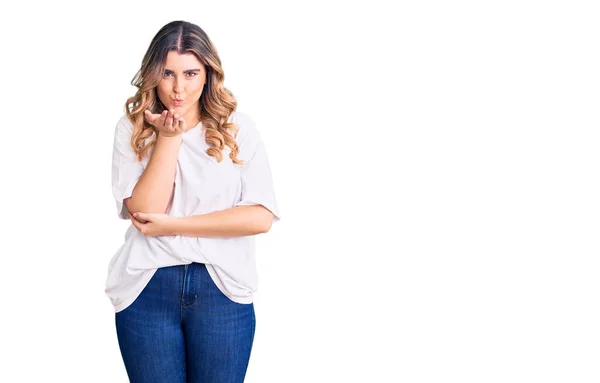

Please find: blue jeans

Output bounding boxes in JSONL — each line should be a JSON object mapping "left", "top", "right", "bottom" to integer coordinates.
{"left": 115, "top": 262, "right": 256, "bottom": 382}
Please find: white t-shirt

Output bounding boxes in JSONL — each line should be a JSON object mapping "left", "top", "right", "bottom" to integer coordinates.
{"left": 105, "top": 111, "right": 281, "bottom": 313}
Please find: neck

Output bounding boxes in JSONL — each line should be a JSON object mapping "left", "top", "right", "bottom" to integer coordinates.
{"left": 184, "top": 116, "right": 201, "bottom": 132}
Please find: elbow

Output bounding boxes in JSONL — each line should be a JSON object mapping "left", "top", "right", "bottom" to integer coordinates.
{"left": 246, "top": 204, "right": 275, "bottom": 234}
{"left": 261, "top": 220, "right": 273, "bottom": 234}
{"left": 125, "top": 195, "right": 170, "bottom": 216}
{"left": 124, "top": 198, "right": 135, "bottom": 218}
{"left": 259, "top": 213, "right": 275, "bottom": 233}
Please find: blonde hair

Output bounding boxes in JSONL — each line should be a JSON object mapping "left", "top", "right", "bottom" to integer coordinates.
{"left": 124, "top": 20, "right": 243, "bottom": 165}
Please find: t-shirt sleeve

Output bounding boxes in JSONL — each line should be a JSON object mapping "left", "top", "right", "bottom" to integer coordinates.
{"left": 111, "top": 116, "right": 144, "bottom": 220}
{"left": 233, "top": 114, "right": 281, "bottom": 223}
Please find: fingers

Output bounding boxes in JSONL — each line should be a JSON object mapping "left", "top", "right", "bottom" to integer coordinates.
{"left": 144, "top": 109, "right": 167, "bottom": 126}
{"left": 165, "top": 110, "right": 174, "bottom": 132}
{"left": 144, "top": 109, "right": 183, "bottom": 136}
{"left": 158, "top": 110, "right": 168, "bottom": 128}
{"left": 128, "top": 212, "right": 138, "bottom": 228}
{"left": 173, "top": 112, "right": 185, "bottom": 132}
{"left": 173, "top": 113, "right": 180, "bottom": 131}
{"left": 129, "top": 211, "right": 147, "bottom": 225}
{"left": 144, "top": 109, "right": 156, "bottom": 125}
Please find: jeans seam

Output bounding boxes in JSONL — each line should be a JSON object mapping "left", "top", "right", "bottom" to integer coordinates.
{"left": 180, "top": 264, "right": 186, "bottom": 319}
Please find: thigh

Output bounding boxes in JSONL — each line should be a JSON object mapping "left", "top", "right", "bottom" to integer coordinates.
{"left": 182, "top": 263, "right": 256, "bottom": 383}
{"left": 115, "top": 265, "right": 186, "bottom": 383}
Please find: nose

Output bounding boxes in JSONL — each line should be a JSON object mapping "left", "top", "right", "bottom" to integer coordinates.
{"left": 173, "top": 76, "right": 184, "bottom": 94}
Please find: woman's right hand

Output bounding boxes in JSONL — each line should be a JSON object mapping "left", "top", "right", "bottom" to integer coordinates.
{"left": 144, "top": 109, "right": 187, "bottom": 137}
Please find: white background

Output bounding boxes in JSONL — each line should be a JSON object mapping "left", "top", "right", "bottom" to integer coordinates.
{"left": 0, "top": 0, "right": 598, "bottom": 382}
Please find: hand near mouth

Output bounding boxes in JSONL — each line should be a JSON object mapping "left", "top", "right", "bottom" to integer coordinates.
{"left": 144, "top": 109, "right": 187, "bottom": 137}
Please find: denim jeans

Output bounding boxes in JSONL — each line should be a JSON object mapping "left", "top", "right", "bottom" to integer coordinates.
{"left": 115, "top": 262, "right": 256, "bottom": 382}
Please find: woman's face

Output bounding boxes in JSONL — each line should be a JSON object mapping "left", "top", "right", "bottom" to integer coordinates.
{"left": 156, "top": 51, "right": 207, "bottom": 126}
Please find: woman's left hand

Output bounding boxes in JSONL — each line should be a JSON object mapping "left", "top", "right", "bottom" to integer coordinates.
{"left": 129, "top": 211, "right": 178, "bottom": 237}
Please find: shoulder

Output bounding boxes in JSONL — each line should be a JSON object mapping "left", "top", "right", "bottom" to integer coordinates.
{"left": 115, "top": 114, "right": 134, "bottom": 134}
{"left": 113, "top": 115, "right": 142, "bottom": 152}
{"left": 113, "top": 115, "right": 140, "bottom": 147}
{"left": 229, "top": 111, "right": 259, "bottom": 145}
{"left": 230, "top": 110, "right": 255, "bottom": 127}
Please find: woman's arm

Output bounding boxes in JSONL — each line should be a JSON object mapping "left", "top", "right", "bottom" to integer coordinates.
{"left": 126, "top": 134, "right": 182, "bottom": 214}
{"left": 168, "top": 205, "right": 274, "bottom": 238}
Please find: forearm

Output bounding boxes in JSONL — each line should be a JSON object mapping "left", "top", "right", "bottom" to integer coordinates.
{"left": 170, "top": 205, "right": 273, "bottom": 238}
{"left": 126, "top": 134, "right": 181, "bottom": 214}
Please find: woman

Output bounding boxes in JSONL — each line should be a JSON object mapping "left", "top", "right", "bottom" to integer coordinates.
{"left": 106, "top": 20, "right": 281, "bottom": 382}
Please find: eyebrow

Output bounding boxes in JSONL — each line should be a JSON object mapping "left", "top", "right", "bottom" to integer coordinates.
{"left": 164, "top": 68, "right": 202, "bottom": 72}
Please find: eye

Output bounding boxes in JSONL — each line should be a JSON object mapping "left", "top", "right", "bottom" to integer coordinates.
{"left": 163, "top": 71, "right": 197, "bottom": 77}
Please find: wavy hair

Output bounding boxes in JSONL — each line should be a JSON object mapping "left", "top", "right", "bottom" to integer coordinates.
{"left": 124, "top": 20, "right": 242, "bottom": 165}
